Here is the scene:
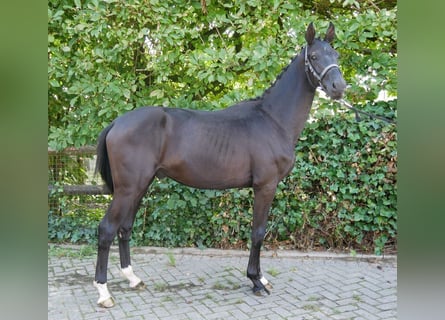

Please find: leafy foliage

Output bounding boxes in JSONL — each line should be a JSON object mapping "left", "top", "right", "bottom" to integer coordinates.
{"left": 48, "top": 0, "right": 396, "bottom": 148}
{"left": 48, "top": 193, "right": 108, "bottom": 243}
{"left": 48, "top": 0, "right": 397, "bottom": 254}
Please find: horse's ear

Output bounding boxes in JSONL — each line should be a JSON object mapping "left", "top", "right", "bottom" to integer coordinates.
{"left": 305, "top": 22, "right": 316, "bottom": 45}
{"left": 324, "top": 22, "right": 335, "bottom": 43}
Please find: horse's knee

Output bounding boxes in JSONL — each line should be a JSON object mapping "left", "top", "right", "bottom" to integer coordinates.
{"left": 118, "top": 226, "right": 132, "bottom": 241}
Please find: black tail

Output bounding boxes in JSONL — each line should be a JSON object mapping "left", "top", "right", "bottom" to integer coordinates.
{"left": 95, "top": 123, "right": 115, "bottom": 194}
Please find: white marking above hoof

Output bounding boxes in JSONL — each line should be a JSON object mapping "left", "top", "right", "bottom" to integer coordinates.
{"left": 93, "top": 281, "right": 115, "bottom": 308}
{"left": 260, "top": 276, "right": 269, "bottom": 286}
{"left": 121, "top": 265, "right": 143, "bottom": 288}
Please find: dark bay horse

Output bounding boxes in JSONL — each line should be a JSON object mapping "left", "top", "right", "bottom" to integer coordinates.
{"left": 93, "top": 22, "right": 346, "bottom": 307}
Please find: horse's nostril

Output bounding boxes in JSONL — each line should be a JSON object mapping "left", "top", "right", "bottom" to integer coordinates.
{"left": 333, "top": 83, "right": 336, "bottom": 89}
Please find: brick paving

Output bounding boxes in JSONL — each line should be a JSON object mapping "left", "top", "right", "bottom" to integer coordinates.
{"left": 48, "top": 246, "right": 397, "bottom": 319}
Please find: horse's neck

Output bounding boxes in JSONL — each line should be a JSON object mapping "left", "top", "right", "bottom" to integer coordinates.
{"left": 260, "top": 53, "right": 316, "bottom": 144}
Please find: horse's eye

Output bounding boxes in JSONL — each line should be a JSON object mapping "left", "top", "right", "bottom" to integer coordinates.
{"left": 311, "top": 54, "right": 317, "bottom": 60}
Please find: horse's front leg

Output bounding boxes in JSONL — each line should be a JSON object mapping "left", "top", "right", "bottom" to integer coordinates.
{"left": 247, "top": 184, "right": 276, "bottom": 295}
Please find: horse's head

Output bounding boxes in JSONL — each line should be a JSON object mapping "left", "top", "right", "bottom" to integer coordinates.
{"left": 304, "top": 22, "right": 347, "bottom": 100}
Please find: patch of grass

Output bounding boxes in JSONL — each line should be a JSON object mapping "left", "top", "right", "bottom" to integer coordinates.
{"left": 161, "top": 295, "right": 173, "bottom": 302}
{"left": 154, "top": 282, "right": 167, "bottom": 292}
{"left": 212, "top": 281, "right": 226, "bottom": 290}
{"left": 167, "top": 252, "right": 176, "bottom": 267}
{"left": 212, "top": 278, "right": 241, "bottom": 291}
{"left": 78, "top": 245, "right": 96, "bottom": 256}
{"left": 353, "top": 293, "right": 363, "bottom": 302}
{"left": 307, "top": 295, "right": 320, "bottom": 301}
{"left": 48, "top": 244, "right": 96, "bottom": 258}
{"left": 267, "top": 267, "right": 280, "bottom": 277}
{"left": 226, "top": 279, "right": 241, "bottom": 290}
{"left": 302, "top": 304, "right": 320, "bottom": 312}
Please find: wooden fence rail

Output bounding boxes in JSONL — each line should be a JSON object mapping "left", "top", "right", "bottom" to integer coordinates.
{"left": 47, "top": 145, "right": 96, "bottom": 155}
{"left": 48, "top": 184, "right": 110, "bottom": 195}
{"left": 48, "top": 145, "right": 110, "bottom": 197}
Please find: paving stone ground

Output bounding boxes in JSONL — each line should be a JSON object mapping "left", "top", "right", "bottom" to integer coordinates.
{"left": 48, "top": 246, "right": 397, "bottom": 320}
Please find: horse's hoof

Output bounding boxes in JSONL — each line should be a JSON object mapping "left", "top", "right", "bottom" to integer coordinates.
{"left": 94, "top": 281, "right": 115, "bottom": 308}
{"left": 253, "top": 285, "right": 271, "bottom": 296}
{"left": 260, "top": 276, "right": 272, "bottom": 293}
{"left": 254, "top": 289, "right": 263, "bottom": 296}
{"left": 98, "top": 296, "right": 115, "bottom": 308}
{"left": 131, "top": 281, "right": 146, "bottom": 290}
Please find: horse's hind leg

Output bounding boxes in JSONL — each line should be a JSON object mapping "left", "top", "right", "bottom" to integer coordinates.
{"left": 94, "top": 199, "right": 120, "bottom": 308}
{"left": 117, "top": 191, "right": 149, "bottom": 290}
{"left": 94, "top": 171, "right": 154, "bottom": 307}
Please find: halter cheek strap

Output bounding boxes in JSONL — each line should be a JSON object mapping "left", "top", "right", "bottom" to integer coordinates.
{"left": 304, "top": 46, "right": 339, "bottom": 90}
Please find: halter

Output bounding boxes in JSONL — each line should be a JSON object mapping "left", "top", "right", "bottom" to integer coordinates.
{"left": 304, "top": 46, "right": 340, "bottom": 90}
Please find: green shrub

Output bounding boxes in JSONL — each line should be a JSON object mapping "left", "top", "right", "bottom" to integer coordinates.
{"left": 268, "top": 101, "right": 397, "bottom": 254}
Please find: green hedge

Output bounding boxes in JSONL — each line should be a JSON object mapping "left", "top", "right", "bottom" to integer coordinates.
{"left": 48, "top": 0, "right": 397, "bottom": 255}
{"left": 48, "top": 101, "right": 397, "bottom": 255}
